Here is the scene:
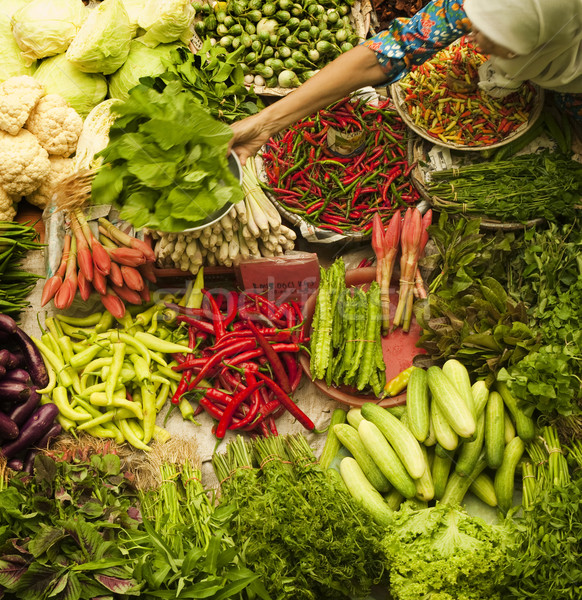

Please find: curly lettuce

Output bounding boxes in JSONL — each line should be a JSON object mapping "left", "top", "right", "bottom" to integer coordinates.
{"left": 384, "top": 503, "right": 511, "bottom": 600}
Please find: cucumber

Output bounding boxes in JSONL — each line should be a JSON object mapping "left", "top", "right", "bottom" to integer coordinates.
{"left": 318, "top": 408, "right": 347, "bottom": 470}
{"left": 339, "top": 457, "right": 393, "bottom": 527}
{"left": 386, "top": 404, "right": 406, "bottom": 419}
{"left": 333, "top": 424, "right": 391, "bottom": 492}
{"left": 427, "top": 366, "right": 476, "bottom": 438}
{"left": 361, "top": 403, "right": 427, "bottom": 479}
{"left": 484, "top": 391, "right": 505, "bottom": 469}
{"left": 431, "top": 447, "right": 454, "bottom": 501}
{"left": 358, "top": 419, "right": 417, "bottom": 499}
{"left": 346, "top": 408, "right": 364, "bottom": 430}
{"left": 471, "top": 380, "right": 490, "bottom": 418}
{"left": 424, "top": 414, "right": 437, "bottom": 447}
{"left": 441, "top": 454, "right": 488, "bottom": 506}
{"left": 414, "top": 445, "right": 434, "bottom": 502}
{"left": 455, "top": 413, "right": 485, "bottom": 477}
{"left": 494, "top": 435, "right": 524, "bottom": 514}
{"left": 469, "top": 473, "right": 497, "bottom": 507}
{"left": 384, "top": 488, "right": 404, "bottom": 511}
{"left": 495, "top": 381, "right": 535, "bottom": 442}
{"left": 406, "top": 367, "right": 429, "bottom": 442}
{"left": 504, "top": 408, "right": 516, "bottom": 444}
{"left": 431, "top": 398, "right": 458, "bottom": 451}
{"left": 442, "top": 359, "right": 475, "bottom": 416}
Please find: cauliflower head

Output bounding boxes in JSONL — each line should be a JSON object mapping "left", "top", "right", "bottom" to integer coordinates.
{"left": 0, "top": 75, "right": 44, "bottom": 136}
{"left": 27, "top": 156, "right": 75, "bottom": 209}
{"left": 25, "top": 94, "right": 83, "bottom": 157}
{"left": 0, "top": 187, "right": 18, "bottom": 222}
{"left": 0, "top": 129, "right": 51, "bottom": 196}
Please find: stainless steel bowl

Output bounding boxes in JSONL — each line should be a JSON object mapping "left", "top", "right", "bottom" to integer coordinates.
{"left": 182, "top": 150, "right": 243, "bottom": 233}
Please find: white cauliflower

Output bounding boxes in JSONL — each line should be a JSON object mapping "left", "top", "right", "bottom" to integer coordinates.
{"left": 0, "top": 129, "right": 50, "bottom": 196}
{"left": 25, "top": 94, "right": 83, "bottom": 157}
{"left": 0, "top": 75, "right": 44, "bottom": 136}
{"left": 0, "top": 187, "right": 18, "bottom": 222}
{"left": 27, "top": 156, "right": 75, "bottom": 209}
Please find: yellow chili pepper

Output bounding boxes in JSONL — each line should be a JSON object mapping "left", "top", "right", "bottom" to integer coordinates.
{"left": 383, "top": 366, "right": 415, "bottom": 398}
{"left": 53, "top": 386, "right": 92, "bottom": 422}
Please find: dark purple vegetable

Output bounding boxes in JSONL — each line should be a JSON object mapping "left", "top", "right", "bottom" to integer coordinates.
{"left": 0, "top": 365, "right": 5, "bottom": 380}
{"left": 0, "top": 412, "right": 19, "bottom": 440}
{"left": 7, "top": 458, "right": 24, "bottom": 471}
{"left": 0, "top": 403, "right": 59, "bottom": 459}
{"left": 10, "top": 328, "right": 49, "bottom": 388}
{"left": 0, "top": 349, "right": 21, "bottom": 370}
{"left": 0, "top": 380, "right": 31, "bottom": 404}
{"left": 7, "top": 387, "right": 40, "bottom": 427}
{"left": 0, "top": 315, "right": 17, "bottom": 335}
{"left": 35, "top": 422, "right": 62, "bottom": 450}
{"left": 3, "top": 368, "right": 31, "bottom": 384}
{"left": 23, "top": 449, "right": 38, "bottom": 474}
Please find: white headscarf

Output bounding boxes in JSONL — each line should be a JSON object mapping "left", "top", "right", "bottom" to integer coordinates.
{"left": 464, "top": 0, "right": 582, "bottom": 95}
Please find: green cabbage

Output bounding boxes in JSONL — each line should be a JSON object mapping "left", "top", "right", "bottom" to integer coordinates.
{"left": 66, "top": 0, "right": 133, "bottom": 75}
{"left": 137, "top": 0, "right": 195, "bottom": 48}
{"left": 108, "top": 39, "right": 183, "bottom": 101}
{"left": 11, "top": 0, "right": 87, "bottom": 65}
{"left": 0, "top": 0, "right": 36, "bottom": 81}
{"left": 33, "top": 53, "right": 108, "bottom": 117}
{"left": 121, "top": 0, "right": 145, "bottom": 32}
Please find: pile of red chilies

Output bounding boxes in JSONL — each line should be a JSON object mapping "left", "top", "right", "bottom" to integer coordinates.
{"left": 262, "top": 96, "right": 420, "bottom": 235}
{"left": 169, "top": 290, "right": 313, "bottom": 439}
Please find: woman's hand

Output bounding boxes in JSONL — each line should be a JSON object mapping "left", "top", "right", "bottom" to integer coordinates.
{"left": 229, "top": 114, "right": 274, "bottom": 166}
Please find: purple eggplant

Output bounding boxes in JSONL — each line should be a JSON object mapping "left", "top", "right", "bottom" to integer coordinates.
{"left": 3, "top": 368, "right": 31, "bottom": 385}
{"left": 35, "top": 422, "right": 62, "bottom": 450}
{"left": 0, "top": 365, "right": 5, "bottom": 380}
{"left": 0, "top": 315, "right": 17, "bottom": 335}
{"left": 0, "top": 380, "right": 31, "bottom": 404}
{"left": 0, "top": 403, "right": 59, "bottom": 459}
{"left": 7, "top": 458, "right": 24, "bottom": 471}
{"left": 7, "top": 387, "right": 41, "bottom": 427}
{"left": 0, "top": 412, "right": 18, "bottom": 440}
{"left": 10, "top": 328, "right": 48, "bottom": 388}
{"left": 0, "top": 349, "right": 21, "bottom": 370}
{"left": 23, "top": 449, "right": 38, "bottom": 474}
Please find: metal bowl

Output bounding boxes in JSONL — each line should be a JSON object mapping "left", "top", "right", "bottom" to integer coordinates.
{"left": 182, "top": 151, "right": 243, "bottom": 233}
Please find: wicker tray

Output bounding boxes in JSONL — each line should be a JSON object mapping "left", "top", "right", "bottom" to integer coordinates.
{"left": 390, "top": 40, "right": 545, "bottom": 152}
{"left": 407, "top": 134, "right": 545, "bottom": 231}
{"left": 191, "top": 0, "right": 372, "bottom": 98}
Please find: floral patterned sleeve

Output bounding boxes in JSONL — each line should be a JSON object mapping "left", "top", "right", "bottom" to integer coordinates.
{"left": 362, "top": 0, "right": 472, "bottom": 83}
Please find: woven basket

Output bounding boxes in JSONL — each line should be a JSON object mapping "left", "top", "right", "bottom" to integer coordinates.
{"left": 407, "top": 134, "right": 545, "bottom": 231}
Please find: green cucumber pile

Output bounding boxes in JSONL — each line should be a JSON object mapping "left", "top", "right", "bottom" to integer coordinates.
{"left": 310, "top": 259, "right": 386, "bottom": 396}
{"left": 192, "top": 0, "right": 359, "bottom": 88}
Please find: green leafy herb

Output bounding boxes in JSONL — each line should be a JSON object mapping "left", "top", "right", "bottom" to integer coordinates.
{"left": 92, "top": 80, "right": 244, "bottom": 232}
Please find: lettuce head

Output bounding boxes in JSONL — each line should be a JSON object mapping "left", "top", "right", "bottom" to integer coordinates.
{"left": 108, "top": 39, "right": 184, "bottom": 101}
{"left": 11, "top": 0, "right": 87, "bottom": 65}
{"left": 137, "top": 0, "right": 195, "bottom": 47}
{"left": 66, "top": 0, "right": 133, "bottom": 75}
{"left": 33, "top": 53, "right": 108, "bottom": 117}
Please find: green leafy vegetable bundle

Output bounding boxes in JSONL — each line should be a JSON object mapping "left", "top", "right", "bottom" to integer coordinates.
{"left": 384, "top": 502, "right": 511, "bottom": 600}
{"left": 426, "top": 150, "right": 582, "bottom": 222}
{"left": 212, "top": 434, "right": 387, "bottom": 600}
{"left": 504, "top": 427, "right": 582, "bottom": 599}
{"left": 91, "top": 80, "right": 244, "bottom": 232}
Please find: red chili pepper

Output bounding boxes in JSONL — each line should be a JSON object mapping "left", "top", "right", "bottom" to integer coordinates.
{"left": 255, "top": 372, "right": 315, "bottom": 432}
{"left": 228, "top": 372, "right": 262, "bottom": 431}
{"left": 171, "top": 372, "right": 191, "bottom": 404}
{"left": 175, "top": 338, "right": 256, "bottom": 375}
{"left": 202, "top": 290, "right": 226, "bottom": 340}
{"left": 215, "top": 380, "right": 264, "bottom": 439}
{"left": 176, "top": 315, "right": 215, "bottom": 335}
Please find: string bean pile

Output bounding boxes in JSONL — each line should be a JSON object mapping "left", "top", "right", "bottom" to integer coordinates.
{"left": 398, "top": 37, "right": 537, "bottom": 147}
{"left": 262, "top": 96, "right": 420, "bottom": 236}
{"left": 310, "top": 259, "right": 385, "bottom": 396}
{"left": 426, "top": 151, "right": 582, "bottom": 222}
{"left": 0, "top": 222, "right": 42, "bottom": 319}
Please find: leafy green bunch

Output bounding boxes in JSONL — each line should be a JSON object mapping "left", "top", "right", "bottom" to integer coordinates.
{"left": 92, "top": 79, "right": 244, "bottom": 233}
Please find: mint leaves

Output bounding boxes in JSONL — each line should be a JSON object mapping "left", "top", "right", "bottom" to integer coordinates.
{"left": 92, "top": 80, "right": 243, "bottom": 232}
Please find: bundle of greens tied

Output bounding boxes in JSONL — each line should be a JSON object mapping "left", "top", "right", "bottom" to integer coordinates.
{"left": 211, "top": 434, "right": 387, "bottom": 600}
{"left": 310, "top": 258, "right": 386, "bottom": 396}
{"left": 504, "top": 426, "right": 582, "bottom": 600}
{"left": 426, "top": 150, "right": 582, "bottom": 222}
{"left": 0, "top": 221, "right": 42, "bottom": 319}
